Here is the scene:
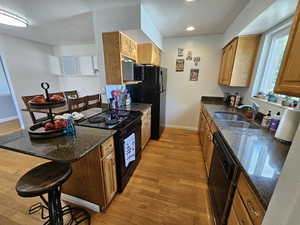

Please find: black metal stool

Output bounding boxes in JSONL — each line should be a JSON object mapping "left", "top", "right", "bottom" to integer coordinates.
{"left": 16, "top": 162, "right": 90, "bottom": 225}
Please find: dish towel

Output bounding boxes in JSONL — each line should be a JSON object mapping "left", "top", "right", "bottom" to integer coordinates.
{"left": 124, "top": 133, "right": 136, "bottom": 167}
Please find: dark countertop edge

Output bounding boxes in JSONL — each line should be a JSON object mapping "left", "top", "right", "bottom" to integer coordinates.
{"left": 0, "top": 130, "right": 117, "bottom": 164}
{"left": 201, "top": 100, "right": 287, "bottom": 209}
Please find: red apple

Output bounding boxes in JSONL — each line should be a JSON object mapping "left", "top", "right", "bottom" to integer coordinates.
{"left": 55, "top": 120, "right": 66, "bottom": 129}
{"left": 44, "top": 122, "right": 55, "bottom": 131}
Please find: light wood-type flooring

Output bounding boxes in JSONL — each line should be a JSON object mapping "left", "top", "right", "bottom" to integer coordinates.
{"left": 0, "top": 120, "right": 214, "bottom": 225}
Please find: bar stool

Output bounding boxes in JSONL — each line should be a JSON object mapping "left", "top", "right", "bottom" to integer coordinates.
{"left": 16, "top": 162, "right": 90, "bottom": 225}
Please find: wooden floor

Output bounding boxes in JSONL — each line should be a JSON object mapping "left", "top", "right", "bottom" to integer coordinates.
{"left": 0, "top": 121, "right": 214, "bottom": 225}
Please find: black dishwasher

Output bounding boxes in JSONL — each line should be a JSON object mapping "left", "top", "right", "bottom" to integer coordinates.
{"left": 208, "top": 132, "right": 240, "bottom": 225}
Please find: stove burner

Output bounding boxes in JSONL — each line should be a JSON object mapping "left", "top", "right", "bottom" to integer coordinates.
{"left": 105, "top": 119, "right": 118, "bottom": 125}
{"left": 88, "top": 116, "right": 106, "bottom": 123}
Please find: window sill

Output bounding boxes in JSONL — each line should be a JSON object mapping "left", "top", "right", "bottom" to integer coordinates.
{"left": 251, "top": 96, "right": 288, "bottom": 110}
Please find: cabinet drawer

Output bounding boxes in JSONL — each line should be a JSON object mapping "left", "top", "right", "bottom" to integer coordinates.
{"left": 228, "top": 206, "right": 240, "bottom": 225}
{"left": 237, "top": 173, "right": 265, "bottom": 225}
{"left": 101, "top": 137, "right": 114, "bottom": 158}
{"left": 233, "top": 191, "right": 253, "bottom": 225}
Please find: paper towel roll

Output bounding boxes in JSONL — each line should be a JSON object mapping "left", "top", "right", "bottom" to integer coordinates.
{"left": 275, "top": 108, "right": 300, "bottom": 142}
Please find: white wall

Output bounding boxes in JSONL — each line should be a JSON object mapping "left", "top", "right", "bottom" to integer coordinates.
{"left": 0, "top": 34, "right": 60, "bottom": 126}
{"left": 140, "top": 4, "right": 163, "bottom": 49}
{"left": 92, "top": 3, "right": 140, "bottom": 90}
{"left": 224, "top": 0, "right": 276, "bottom": 44}
{"left": 162, "top": 35, "right": 225, "bottom": 131}
{"left": 53, "top": 44, "right": 102, "bottom": 96}
{"left": 0, "top": 95, "right": 17, "bottom": 121}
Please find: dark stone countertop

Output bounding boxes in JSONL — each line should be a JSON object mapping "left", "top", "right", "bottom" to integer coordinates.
{"left": 101, "top": 103, "right": 152, "bottom": 114}
{"left": 0, "top": 126, "right": 116, "bottom": 163}
{"left": 202, "top": 101, "right": 290, "bottom": 208}
{"left": 122, "top": 103, "right": 152, "bottom": 113}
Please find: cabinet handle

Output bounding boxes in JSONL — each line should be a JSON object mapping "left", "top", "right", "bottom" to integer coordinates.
{"left": 246, "top": 200, "right": 259, "bottom": 217}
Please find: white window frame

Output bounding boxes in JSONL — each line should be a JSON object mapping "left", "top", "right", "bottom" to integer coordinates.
{"left": 251, "top": 18, "right": 292, "bottom": 97}
{"left": 60, "top": 56, "right": 97, "bottom": 76}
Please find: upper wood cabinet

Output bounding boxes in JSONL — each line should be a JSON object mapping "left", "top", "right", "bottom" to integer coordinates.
{"left": 218, "top": 35, "right": 261, "bottom": 87}
{"left": 137, "top": 43, "right": 161, "bottom": 66}
{"left": 102, "top": 31, "right": 138, "bottom": 85}
{"left": 274, "top": 2, "right": 300, "bottom": 97}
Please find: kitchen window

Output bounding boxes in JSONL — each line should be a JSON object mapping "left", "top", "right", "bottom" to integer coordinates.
{"left": 60, "top": 56, "right": 98, "bottom": 76}
{"left": 253, "top": 19, "right": 292, "bottom": 96}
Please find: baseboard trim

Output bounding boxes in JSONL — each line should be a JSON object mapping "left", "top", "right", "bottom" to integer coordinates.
{"left": 0, "top": 116, "right": 18, "bottom": 123}
{"left": 61, "top": 193, "right": 101, "bottom": 212}
{"left": 165, "top": 124, "right": 198, "bottom": 131}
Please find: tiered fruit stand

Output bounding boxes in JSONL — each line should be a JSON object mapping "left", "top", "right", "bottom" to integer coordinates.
{"left": 28, "top": 82, "right": 66, "bottom": 139}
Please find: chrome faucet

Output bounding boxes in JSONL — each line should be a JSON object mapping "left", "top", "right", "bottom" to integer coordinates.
{"left": 237, "top": 101, "right": 260, "bottom": 120}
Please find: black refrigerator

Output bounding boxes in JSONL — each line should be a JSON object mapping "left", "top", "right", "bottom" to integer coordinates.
{"left": 127, "top": 65, "right": 167, "bottom": 140}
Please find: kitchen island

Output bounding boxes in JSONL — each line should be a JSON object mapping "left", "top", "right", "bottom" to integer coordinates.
{"left": 0, "top": 124, "right": 117, "bottom": 214}
{"left": 0, "top": 126, "right": 115, "bottom": 163}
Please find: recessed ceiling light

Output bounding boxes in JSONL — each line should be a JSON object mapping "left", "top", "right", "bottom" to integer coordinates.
{"left": 185, "top": 0, "right": 196, "bottom": 2}
{"left": 0, "top": 9, "right": 29, "bottom": 27}
{"left": 186, "top": 26, "right": 195, "bottom": 31}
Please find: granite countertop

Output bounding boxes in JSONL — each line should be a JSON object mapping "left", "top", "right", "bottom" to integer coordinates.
{"left": 101, "top": 103, "right": 152, "bottom": 114}
{"left": 122, "top": 103, "right": 152, "bottom": 113}
{"left": 0, "top": 126, "right": 116, "bottom": 163}
{"left": 202, "top": 101, "right": 290, "bottom": 208}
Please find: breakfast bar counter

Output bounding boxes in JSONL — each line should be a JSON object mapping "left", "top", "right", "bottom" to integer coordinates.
{"left": 0, "top": 126, "right": 116, "bottom": 163}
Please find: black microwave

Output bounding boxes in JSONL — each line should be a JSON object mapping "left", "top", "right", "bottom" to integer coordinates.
{"left": 122, "top": 57, "right": 144, "bottom": 82}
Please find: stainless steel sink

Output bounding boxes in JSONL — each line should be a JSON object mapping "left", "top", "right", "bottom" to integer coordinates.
{"left": 214, "top": 112, "right": 247, "bottom": 121}
{"left": 222, "top": 121, "right": 259, "bottom": 129}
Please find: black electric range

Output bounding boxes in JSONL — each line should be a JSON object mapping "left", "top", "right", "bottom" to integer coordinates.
{"left": 77, "top": 109, "right": 142, "bottom": 193}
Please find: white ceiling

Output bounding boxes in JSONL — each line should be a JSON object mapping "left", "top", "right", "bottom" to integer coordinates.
{"left": 0, "top": 0, "right": 250, "bottom": 45}
{"left": 142, "top": 0, "right": 250, "bottom": 37}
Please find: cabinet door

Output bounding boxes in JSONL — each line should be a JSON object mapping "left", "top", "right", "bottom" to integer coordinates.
{"left": 141, "top": 110, "right": 151, "bottom": 149}
{"left": 237, "top": 173, "right": 265, "bottom": 225}
{"left": 218, "top": 49, "right": 227, "bottom": 85}
{"left": 199, "top": 112, "right": 206, "bottom": 146}
{"left": 205, "top": 131, "right": 214, "bottom": 175}
{"left": 131, "top": 40, "right": 137, "bottom": 60}
{"left": 202, "top": 119, "right": 210, "bottom": 162}
{"left": 228, "top": 207, "right": 240, "bottom": 225}
{"left": 120, "top": 34, "right": 131, "bottom": 59}
{"left": 274, "top": 2, "right": 300, "bottom": 97}
{"left": 102, "top": 152, "right": 117, "bottom": 206}
{"left": 223, "top": 40, "right": 238, "bottom": 85}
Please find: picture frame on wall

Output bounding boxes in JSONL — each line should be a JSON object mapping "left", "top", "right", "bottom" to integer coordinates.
{"left": 176, "top": 59, "right": 185, "bottom": 72}
{"left": 186, "top": 51, "right": 192, "bottom": 61}
{"left": 193, "top": 56, "right": 200, "bottom": 66}
{"left": 178, "top": 48, "right": 184, "bottom": 57}
{"left": 190, "top": 69, "right": 199, "bottom": 81}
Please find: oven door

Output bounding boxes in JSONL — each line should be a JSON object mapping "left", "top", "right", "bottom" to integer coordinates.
{"left": 116, "top": 120, "right": 141, "bottom": 177}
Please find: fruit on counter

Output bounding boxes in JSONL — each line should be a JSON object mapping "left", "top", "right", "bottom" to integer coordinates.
{"left": 44, "top": 122, "right": 55, "bottom": 131}
{"left": 31, "top": 96, "right": 46, "bottom": 104}
{"left": 55, "top": 120, "right": 67, "bottom": 129}
{"left": 50, "top": 95, "right": 64, "bottom": 102}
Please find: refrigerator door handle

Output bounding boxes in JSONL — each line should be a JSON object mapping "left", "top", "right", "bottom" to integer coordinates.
{"left": 160, "top": 70, "right": 164, "bottom": 93}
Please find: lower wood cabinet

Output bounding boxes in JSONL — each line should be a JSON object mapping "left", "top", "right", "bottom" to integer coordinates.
{"left": 62, "top": 137, "right": 117, "bottom": 210}
{"left": 102, "top": 149, "right": 117, "bottom": 205}
{"left": 237, "top": 173, "right": 266, "bottom": 225}
{"left": 228, "top": 173, "right": 266, "bottom": 225}
{"left": 228, "top": 205, "right": 240, "bottom": 225}
{"left": 141, "top": 107, "right": 151, "bottom": 150}
{"left": 199, "top": 106, "right": 215, "bottom": 175}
